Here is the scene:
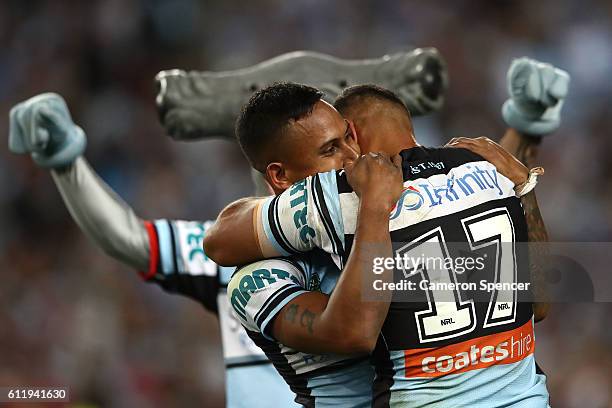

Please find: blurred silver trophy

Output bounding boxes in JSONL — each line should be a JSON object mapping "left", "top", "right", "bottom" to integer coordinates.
{"left": 155, "top": 47, "right": 448, "bottom": 140}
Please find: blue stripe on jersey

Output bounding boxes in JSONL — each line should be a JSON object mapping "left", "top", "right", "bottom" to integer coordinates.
{"left": 306, "top": 358, "right": 375, "bottom": 408}
{"left": 261, "top": 198, "right": 291, "bottom": 256}
{"left": 154, "top": 219, "right": 174, "bottom": 274}
{"left": 226, "top": 363, "right": 300, "bottom": 408}
{"left": 218, "top": 265, "right": 235, "bottom": 286}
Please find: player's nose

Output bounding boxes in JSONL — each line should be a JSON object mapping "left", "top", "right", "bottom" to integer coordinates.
{"left": 341, "top": 142, "right": 360, "bottom": 168}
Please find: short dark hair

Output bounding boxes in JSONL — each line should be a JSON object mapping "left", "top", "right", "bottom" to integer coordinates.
{"left": 333, "top": 84, "right": 410, "bottom": 117}
{"left": 236, "top": 82, "right": 324, "bottom": 172}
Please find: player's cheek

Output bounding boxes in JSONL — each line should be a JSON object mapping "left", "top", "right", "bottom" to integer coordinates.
{"left": 313, "top": 156, "right": 341, "bottom": 175}
{"left": 331, "top": 154, "right": 347, "bottom": 171}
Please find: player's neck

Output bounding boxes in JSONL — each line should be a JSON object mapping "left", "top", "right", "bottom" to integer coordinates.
{"left": 365, "top": 131, "right": 418, "bottom": 156}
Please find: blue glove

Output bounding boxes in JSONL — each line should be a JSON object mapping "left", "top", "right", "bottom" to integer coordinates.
{"left": 9, "top": 93, "right": 86, "bottom": 168}
{"left": 502, "top": 57, "right": 570, "bottom": 136}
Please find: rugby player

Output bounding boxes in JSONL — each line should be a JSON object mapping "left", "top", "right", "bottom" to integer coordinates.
{"left": 7, "top": 93, "right": 301, "bottom": 407}
{"left": 205, "top": 59, "right": 569, "bottom": 406}
{"left": 7, "top": 48, "right": 448, "bottom": 407}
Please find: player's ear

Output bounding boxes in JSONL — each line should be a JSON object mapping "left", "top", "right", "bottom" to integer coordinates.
{"left": 266, "top": 162, "right": 292, "bottom": 193}
{"left": 347, "top": 119, "right": 358, "bottom": 145}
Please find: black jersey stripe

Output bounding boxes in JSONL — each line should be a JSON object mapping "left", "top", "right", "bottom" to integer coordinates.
{"left": 311, "top": 175, "right": 336, "bottom": 257}
{"left": 312, "top": 174, "right": 345, "bottom": 267}
{"left": 278, "top": 256, "right": 309, "bottom": 283}
{"left": 247, "top": 255, "right": 311, "bottom": 317}
{"left": 226, "top": 359, "right": 273, "bottom": 369}
{"left": 272, "top": 195, "right": 299, "bottom": 253}
{"left": 336, "top": 147, "right": 488, "bottom": 196}
{"left": 268, "top": 195, "right": 299, "bottom": 254}
{"left": 167, "top": 220, "right": 179, "bottom": 274}
{"left": 371, "top": 334, "right": 394, "bottom": 408}
{"left": 256, "top": 286, "right": 305, "bottom": 334}
{"left": 305, "top": 355, "right": 370, "bottom": 377}
{"left": 399, "top": 146, "right": 487, "bottom": 181}
{"left": 336, "top": 169, "right": 353, "bottom": 194}
{"left": 246, "top": 330, "right": 315, "bottom": 407}
{"left": 253, "top": 282, "right": 294, "bottom": 324}
{"left": 535, "top": 361, "right": 546, "bottom": 376}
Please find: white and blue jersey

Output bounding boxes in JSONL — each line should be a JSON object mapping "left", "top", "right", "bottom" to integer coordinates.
{"left": 141, "top": 219, "right": 298, "bottom": 408}
{"left": 255, "top": 146, "right": 550, "bottom": 407}
{"left": 227, "top": 251, "right": 376, "bottom": 408}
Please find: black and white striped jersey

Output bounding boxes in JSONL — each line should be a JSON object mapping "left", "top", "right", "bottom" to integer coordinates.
{"left": 141, "top": 219, "right": 299, "bottom": 408}
{"left": 227, "top": 250, "right": 377, "bottom": 407}
{"left": 255, "top": 146, "right": 549, "bottom": 407}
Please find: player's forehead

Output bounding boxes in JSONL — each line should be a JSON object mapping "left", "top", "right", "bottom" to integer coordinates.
{"left": 290, "top": 100, "right": 345, "bottom": 143}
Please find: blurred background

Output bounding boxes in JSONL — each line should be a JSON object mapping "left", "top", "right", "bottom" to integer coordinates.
{"left": 1, "top": 0, "right": 611, "bottom": 406}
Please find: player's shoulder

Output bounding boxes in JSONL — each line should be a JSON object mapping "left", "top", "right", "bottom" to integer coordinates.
{"left": 228, "top": 256, "right": 311, "bottom": 335}
{"left": 335, "top": 146, "right": 487, "bottom": 192}
{"left": 399, "top": 146, "right": 485, "bottom": 180}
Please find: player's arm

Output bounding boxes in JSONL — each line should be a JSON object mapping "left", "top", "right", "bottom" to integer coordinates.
{"left": 156, "top": 47, "right": 447, "bottom": 140}
{"left": 8, "top": 93, "right": 150, "bottom": 270}
{"left": 206, "top": 164, "right": 379, "bottom": 267}
{"left": 517, "top": 190, "right": 550, "bottom": 321}
{"left": 502, "top": 133, "right": 550, "bottom": 322}
{"left": 229, "top": 153, "right": 403, "bottom": 354}
{"left": 447, "top": 58, "right": 569, "bottom": 322}
{"left": 255, "top": 200, "right": 391, "bottom": 355}
{"left": 497, "top": 132, "right": 551, "bottom": 323}
{"left": 446, "top": 136, "right": 550, "bottom": 321}
{"left": 498, "top": 128, "right": 540, "bottom": 169}
{"left": 8, "top": 93, "right": 225, "bottom": 311}
{"left": 203, "top": 197, "right": 267, "bottom": 266}
{"left": 498, "top": 58, "right": 569, "bottom": 321}
{"left": 7, "top": 93, "right": 191, "bottom": 278}
{"left": 271, "top": 153, "right": 402, "bottom": 354}
{"left": 54, "top": 161, "right": 222, "bottom": 310}
{"left": 204, "top": 170, "right": 340, "bottom": 266}
{"left": 51, "top": 158, "right": 150, "bottom": 270}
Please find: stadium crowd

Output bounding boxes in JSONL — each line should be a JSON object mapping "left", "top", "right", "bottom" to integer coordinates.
{"left": 1, "top": 0, "right": 611, "bottom": 406}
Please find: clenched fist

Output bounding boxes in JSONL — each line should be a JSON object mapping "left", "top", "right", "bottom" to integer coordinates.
{"left": 345, "top": 152, "right": 404, "bottom": 212}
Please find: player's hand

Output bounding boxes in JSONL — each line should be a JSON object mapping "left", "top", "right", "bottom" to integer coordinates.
{"left": 345, "top": 152, "right": 404, "bottom": 212}
{"left": 9, "top": 93, "right": 86, "bottom": 168}
{"left": 502, "top": 57, "right": 570, "bottom": 136}
{"left": 446, "top": 137, "right": 528, "bottom": 186}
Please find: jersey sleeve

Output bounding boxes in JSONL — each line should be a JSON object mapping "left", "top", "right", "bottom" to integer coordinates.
{"left": 257, "top": 170, "right": 349, "bottom": 264}
{"left": 227, "top": 258, "right": 309, "bottom": 341}
{"left": 141, "top": 219, "right": 220, "bottom": 313}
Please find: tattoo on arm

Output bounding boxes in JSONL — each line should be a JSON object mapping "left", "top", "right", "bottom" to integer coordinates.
{"left": 300, "top": 309, "right": 316, "bottom": 334}
{"left": 521, "top": 191, "right": 550, "bottom": 309}
{"left": 284, "top": 304, "right": 299, "bottom": 323}
{"left": 521, "top": 191, "right": 548, "bottom": 243}
{"left": 501, "top": 129, "right": 541, "bottom": 169}
{"left": 501, "top": 130, "right": 550, "bottom": 318}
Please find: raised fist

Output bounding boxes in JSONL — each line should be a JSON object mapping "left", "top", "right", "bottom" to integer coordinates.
{"left": 9, "top": 93, "right": 86, "bottom": 168}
